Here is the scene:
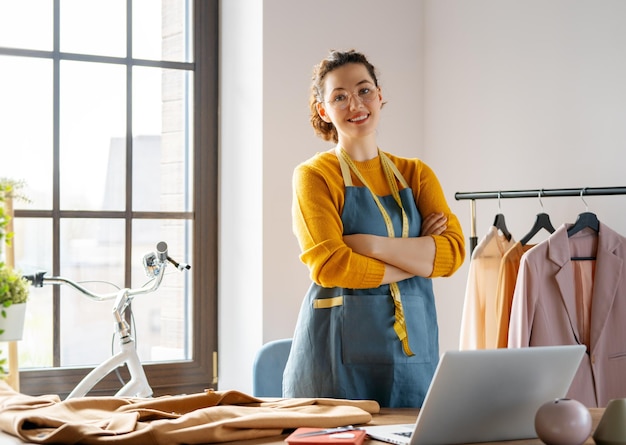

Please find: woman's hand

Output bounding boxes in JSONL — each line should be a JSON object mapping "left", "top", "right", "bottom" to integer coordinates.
{"left": 420, "top": 212, "right": 447, "bottom": 236}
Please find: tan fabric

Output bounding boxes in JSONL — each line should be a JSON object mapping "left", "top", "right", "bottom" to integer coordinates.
{"left": 494, "top": 241, "right": 535, "bottom": 348}
{"left": 573, "top": 260, "right": 595, "bottom": 350}
{"left": 0, "top": 382, "right": 379, "bottom": 444}
{"left": 459, "top": 226, "right": 515, "bottom": 350}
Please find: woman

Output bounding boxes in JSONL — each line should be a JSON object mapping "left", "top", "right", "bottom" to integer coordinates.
{"left": 283, "top": 49, "right": 465, "bottom": 408}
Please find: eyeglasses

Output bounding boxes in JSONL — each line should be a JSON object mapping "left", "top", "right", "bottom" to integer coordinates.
{"left": 324, "top": 84, "right": 379, "bottom": 110}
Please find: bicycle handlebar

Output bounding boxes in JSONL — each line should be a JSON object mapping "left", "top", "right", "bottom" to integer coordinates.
{"left": 23, "top": 274, "right": 120, "bottom": 301}
{"left": 22, "top": 241, "right": 190, "bottom": 302}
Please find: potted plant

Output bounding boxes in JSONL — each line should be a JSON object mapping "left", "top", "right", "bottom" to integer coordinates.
{"left": 0, "top": 263, "right": 29, "bottom": 341}
{"left": 0, "top": 178, "right": 29, "bottom": 375}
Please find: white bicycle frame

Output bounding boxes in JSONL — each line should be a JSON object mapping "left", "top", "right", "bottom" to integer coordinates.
{"left": 27, "top": 241, "right": 189, "bottom": 400}
{"left": 68, "top": 316, "right": 151, "bottom": 398}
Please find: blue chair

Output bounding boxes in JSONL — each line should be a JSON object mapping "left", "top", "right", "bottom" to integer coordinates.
{"left": 252, "top": 338, "right": 292, "bottom": 397}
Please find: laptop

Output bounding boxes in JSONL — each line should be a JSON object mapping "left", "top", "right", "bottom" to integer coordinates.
{"left": 364, "top": 345, "right": 586, "bottom": 445}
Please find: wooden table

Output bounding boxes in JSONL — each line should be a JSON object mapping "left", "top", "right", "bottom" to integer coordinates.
{"left": 0, "top": 407, "right": 605, "bottom": 444}
{"left": 223, "top": 407, "right": 605, "bottom": 445}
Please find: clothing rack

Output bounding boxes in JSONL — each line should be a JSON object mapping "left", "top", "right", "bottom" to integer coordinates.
{"left": 455, "top": 186, "right": 626, "bottom": 253}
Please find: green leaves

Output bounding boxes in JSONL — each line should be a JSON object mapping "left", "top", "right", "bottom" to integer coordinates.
{"left": 0, "top": 263, "right": 28, "bottom": 306}
{"left": 0, "top": 178, "right": 28, "bottom": 248}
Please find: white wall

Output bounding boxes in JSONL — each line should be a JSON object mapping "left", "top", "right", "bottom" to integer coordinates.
{"left": 220, "top": 0, "right": 626, "bottom": 393}
{"left": 218, "top": 0, "right": 264, "bottom": 392}
{"left": 423, "top": 0, "right": 626, "bottom": 351}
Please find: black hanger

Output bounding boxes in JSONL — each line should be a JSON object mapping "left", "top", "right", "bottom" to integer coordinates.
{"left": 492, "top": 192, "right": 512, "bottom": 241}
{"left": 567, "top": 190, "right": 599, "bottom": 261}
{"left": 493, "top": 213, "right": 512, "bottom": 241}
{"left": 568, "top": 211, "right": 599, "bottom": 261}
{"left": 567, "top": 189, "right": 599, "bottom": 238}
{"left": 521, "top": 212, "right": 556, "bottom": 246}
{"left": 567, "top": 211, "right": 599, "bottom": 237}
{"left": 520, "top": 191, "right": 555, "bottom": 246}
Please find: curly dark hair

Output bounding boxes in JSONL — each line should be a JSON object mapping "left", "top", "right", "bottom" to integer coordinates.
{"left": 309, "top": 50, "right": 380, "bottom": 143}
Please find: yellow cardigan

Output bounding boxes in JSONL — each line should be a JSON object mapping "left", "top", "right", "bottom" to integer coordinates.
{"left": 292, "top": 149, "right": 465, "bottom": 289}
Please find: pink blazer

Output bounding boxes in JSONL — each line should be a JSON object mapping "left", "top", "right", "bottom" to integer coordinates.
{"left": 508, "top": 222, "right": 626, "bottom": 407}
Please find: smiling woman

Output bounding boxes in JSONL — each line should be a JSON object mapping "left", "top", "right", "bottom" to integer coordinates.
{"left": 283, "top": 49, "right": 466, "bottom": 408}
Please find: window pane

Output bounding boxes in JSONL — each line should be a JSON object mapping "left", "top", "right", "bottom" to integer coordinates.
{"left": 15, "top": 218, "right": 53, "bottom": 369}
{"left": 3, "top": 1, "right": 212, "bottom": 398}
{"left": 133, "top": 67, "right": 193, "bottom": 212}
{"left": 133, "top": 0, "right": 193, "bottom": 63}
{"left": 0, "top": 0, "right": 52, "bottom": 51}
{"left": 131, "top": 219, "right": 192, "bottom": 363}
{"left": 59, "top": 218, "right": 125, "bottom": 367}
{"left": 0, "top": 56, "right": 53, "bottom": 210}
{"left": 60, "top": 0, "right": 126, "bottom": 57}
{"left": 60, "top": 61, "right": 126, "bottom": 211}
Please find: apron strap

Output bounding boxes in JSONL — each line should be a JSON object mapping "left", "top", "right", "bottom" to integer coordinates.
{"left": 337, "top": 150, "right": 354, "bottom": 187}
{"left": 335, "top": 146, "right": 415, "bottom": 356}
{"left": 380, "top": 151, "right": 409, "bottom": 188}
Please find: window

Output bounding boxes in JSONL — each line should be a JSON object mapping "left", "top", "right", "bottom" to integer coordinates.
{"left": 0, "top": 0, "right": 217, "bottom": 397}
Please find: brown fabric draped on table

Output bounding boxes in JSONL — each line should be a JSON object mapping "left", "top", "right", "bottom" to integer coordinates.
{"left": 0, "top": 382, "right": 379, "bottom": 444}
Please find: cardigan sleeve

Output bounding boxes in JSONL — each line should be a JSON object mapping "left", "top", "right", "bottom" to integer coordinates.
{"left": 396, "top": 155, "right": 465, "bottom": 278}
{"left": 292, "top": 157, "right": 385, "bottom": 289}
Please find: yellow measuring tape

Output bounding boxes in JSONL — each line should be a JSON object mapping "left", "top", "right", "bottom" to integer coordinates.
{"left": 336, "top": 147, "right": 414, "bottom": 356}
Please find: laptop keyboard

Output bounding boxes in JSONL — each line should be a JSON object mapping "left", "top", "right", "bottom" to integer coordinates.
{"left": 396, "top": 431, "right": 412, "bottom": 438}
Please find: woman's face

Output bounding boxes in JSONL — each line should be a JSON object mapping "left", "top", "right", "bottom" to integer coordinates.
{"left": 317, "top": 63, "right": 383, "bottom": 144}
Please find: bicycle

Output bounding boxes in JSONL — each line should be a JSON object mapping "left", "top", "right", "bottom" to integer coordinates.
{"left": 23, "top": 241, "right": 190, "bottom": 399}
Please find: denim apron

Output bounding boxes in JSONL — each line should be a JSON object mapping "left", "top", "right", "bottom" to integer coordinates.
{"left": 283, "top": 148, "right": 439, "bottom": 408}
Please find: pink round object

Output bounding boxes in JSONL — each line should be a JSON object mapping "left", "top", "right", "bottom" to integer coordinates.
{"left": 535, "top": 398, "right": 592, "bottom": 445}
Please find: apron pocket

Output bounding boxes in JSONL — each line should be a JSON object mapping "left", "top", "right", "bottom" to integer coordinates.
{"left": 341, "top": 293, "right": 432, "bottom": 365}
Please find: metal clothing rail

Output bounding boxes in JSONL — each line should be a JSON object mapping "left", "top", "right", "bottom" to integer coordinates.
{"left": 454, "top": 186, "right": 626, "bottom": 253}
